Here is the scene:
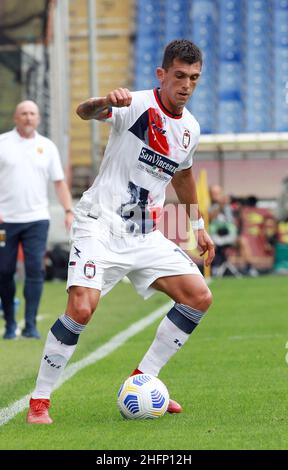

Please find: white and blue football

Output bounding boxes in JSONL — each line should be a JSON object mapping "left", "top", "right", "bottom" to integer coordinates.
{"left": 117, "top": 374, "right": 169, "bottom": 419}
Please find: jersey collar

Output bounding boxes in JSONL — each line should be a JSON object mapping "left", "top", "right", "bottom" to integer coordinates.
{"left": 153, "top": 88, "right": 183, "bottom": 120}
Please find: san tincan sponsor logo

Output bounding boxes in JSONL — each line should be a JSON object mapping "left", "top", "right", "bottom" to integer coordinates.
{"left": 84, "top": 260, "right": 96, "bottom": 279}
{"left": 183, "top": 129, "right": 190, "bottom": 149}
{"left": 139, "top": 147, "right": 179, "bottom": 176}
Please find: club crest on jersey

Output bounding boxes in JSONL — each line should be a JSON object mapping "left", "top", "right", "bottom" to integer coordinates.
{"left": 84, "top": 260, "right": 96, "bottom": 279}
{"left": 182, "top": 129, "right": 190, "bottom": 149}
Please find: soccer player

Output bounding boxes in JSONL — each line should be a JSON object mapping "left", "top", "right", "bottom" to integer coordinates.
{"left": 0, "top": 101, "right": 73, "bottom": 340}
{"left": 27, "top": 39, "right": 215, "bottom": 424}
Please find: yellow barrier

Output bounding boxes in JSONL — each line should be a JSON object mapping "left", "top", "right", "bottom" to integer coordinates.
{"left": 187, "top": 169, "right": 211, "bottom": 279}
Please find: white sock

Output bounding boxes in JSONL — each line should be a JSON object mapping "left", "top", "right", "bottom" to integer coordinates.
{"left": 138, "top": 316, "right": 190, "bottom": 377}
{"left": 32, "top": 331, "right": 77, "bottom": 399}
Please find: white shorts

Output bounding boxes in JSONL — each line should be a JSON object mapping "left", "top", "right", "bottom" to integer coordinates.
{"left": 67, "top": 219, "right": 202, "bottom": 299}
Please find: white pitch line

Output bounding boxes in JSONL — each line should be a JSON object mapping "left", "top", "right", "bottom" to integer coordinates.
{"left": 228, "top": 333, "right": 284, "bottom": 341}
{"left": 0, "top": 301, "right": 172, "bottom": 426}
{"left": 187, "top": 332, "right": 284, "bottom": 342}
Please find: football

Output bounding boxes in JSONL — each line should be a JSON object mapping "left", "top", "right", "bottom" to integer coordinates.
{"left": 117, "top": 374, "right": 169, "bottom": 419}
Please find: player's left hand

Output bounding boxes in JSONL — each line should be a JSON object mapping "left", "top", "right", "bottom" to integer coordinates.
{"left": 197, "top": 229, "right": 215, "bottom": 266}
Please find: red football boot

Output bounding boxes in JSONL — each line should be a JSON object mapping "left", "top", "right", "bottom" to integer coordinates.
{"left": 26, "top": 398, "right": 53, "bottom": 424}
{"left": 167, "top": 398, "right": 183, "bottom": 414}
{"left": 130, "top": 369, "right": 183, "bottom": 413}
{"left": 130, "top": 368, "right": 143, "bottom": 376}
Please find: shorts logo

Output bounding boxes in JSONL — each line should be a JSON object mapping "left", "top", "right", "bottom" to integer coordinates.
{"left": 183, "top": 129, "right": 190, "bottom": 149}
{"left": 84, "top": 260, "right": 96, "bottom": 279}
{"left": 74, "top": 246, "right": 81, "bottom": 258}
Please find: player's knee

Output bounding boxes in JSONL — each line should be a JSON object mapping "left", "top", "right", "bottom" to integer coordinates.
{"left": 67, "top": 290, "right": 97, "bottom": 324}
{"left": 69, "top": 303, "right": 94, "bottom": 324}
{"left": 201, "top": 289, "right": 213, "bottom": 311}
{"left": 67, "top": 295, "right": 96, "bottom": 325}
{"left": 186, "top": 287, "right": 213, "bottom": 312}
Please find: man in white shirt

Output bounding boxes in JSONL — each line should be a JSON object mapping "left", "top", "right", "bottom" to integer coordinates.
{"left": 0, "top": 101, "right": 73, "bottom": 340}
{"left": 27, "top": 40, "right": 215, "bottom": 424}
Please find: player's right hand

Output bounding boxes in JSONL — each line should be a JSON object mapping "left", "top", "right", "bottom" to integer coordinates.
{"left": 105, "top": 88, "right": 132, "bottom": 108}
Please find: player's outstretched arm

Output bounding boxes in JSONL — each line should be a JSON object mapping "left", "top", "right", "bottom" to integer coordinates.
{"left": 76, "top": 88, "right": 132, "bottom": 121}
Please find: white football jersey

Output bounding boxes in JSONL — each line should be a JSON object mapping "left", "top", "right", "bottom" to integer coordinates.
{"left": 76, "top": 88, "right": 200, "bottom": 235}
{"left": 0, "top": 129, "right": 64, "bottom": 223}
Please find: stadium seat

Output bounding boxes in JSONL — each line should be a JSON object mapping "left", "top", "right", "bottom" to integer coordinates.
{"left": 133, "top": 0, "right": 284, "bottom": 133}
{"left": 164, "top": 0, "right": 190, "bottom": 42}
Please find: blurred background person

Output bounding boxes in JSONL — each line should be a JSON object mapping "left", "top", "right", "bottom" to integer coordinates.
{"left": 236, "top": 196, "right": 276, "bottom": 276}
{"left": 277, "top": 176, "right": 288, "bottom": 222}
{"left": 208, "top": 185, "right": 238, "bottom": 275}
{"left": 274, "top": 177, "right": 288, "bottom": 273}
{"left": 0, "top": 100, "right": 74, "bottom": 340}
{"left": 208, "top": 188, "right": 275, "bottom": 277}
{"left": 209, "top": 184, "right": 235, "bottom": 226}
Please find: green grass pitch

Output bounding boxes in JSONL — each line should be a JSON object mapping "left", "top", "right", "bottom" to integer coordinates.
{"left": 0, "top": 276, "right": 287, "bottom": 450}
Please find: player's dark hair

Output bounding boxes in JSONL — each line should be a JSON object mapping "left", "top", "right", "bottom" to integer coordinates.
{"left": 162, "top": 39, "right": 203, "bottom": 70}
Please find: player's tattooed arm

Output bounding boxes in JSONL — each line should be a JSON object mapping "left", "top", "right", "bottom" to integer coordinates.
{"left": 76, "top": 88, "right": 132, "bottom": 121}
{"left": 76, "top": 97, "right": 108, "bottom": 120}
